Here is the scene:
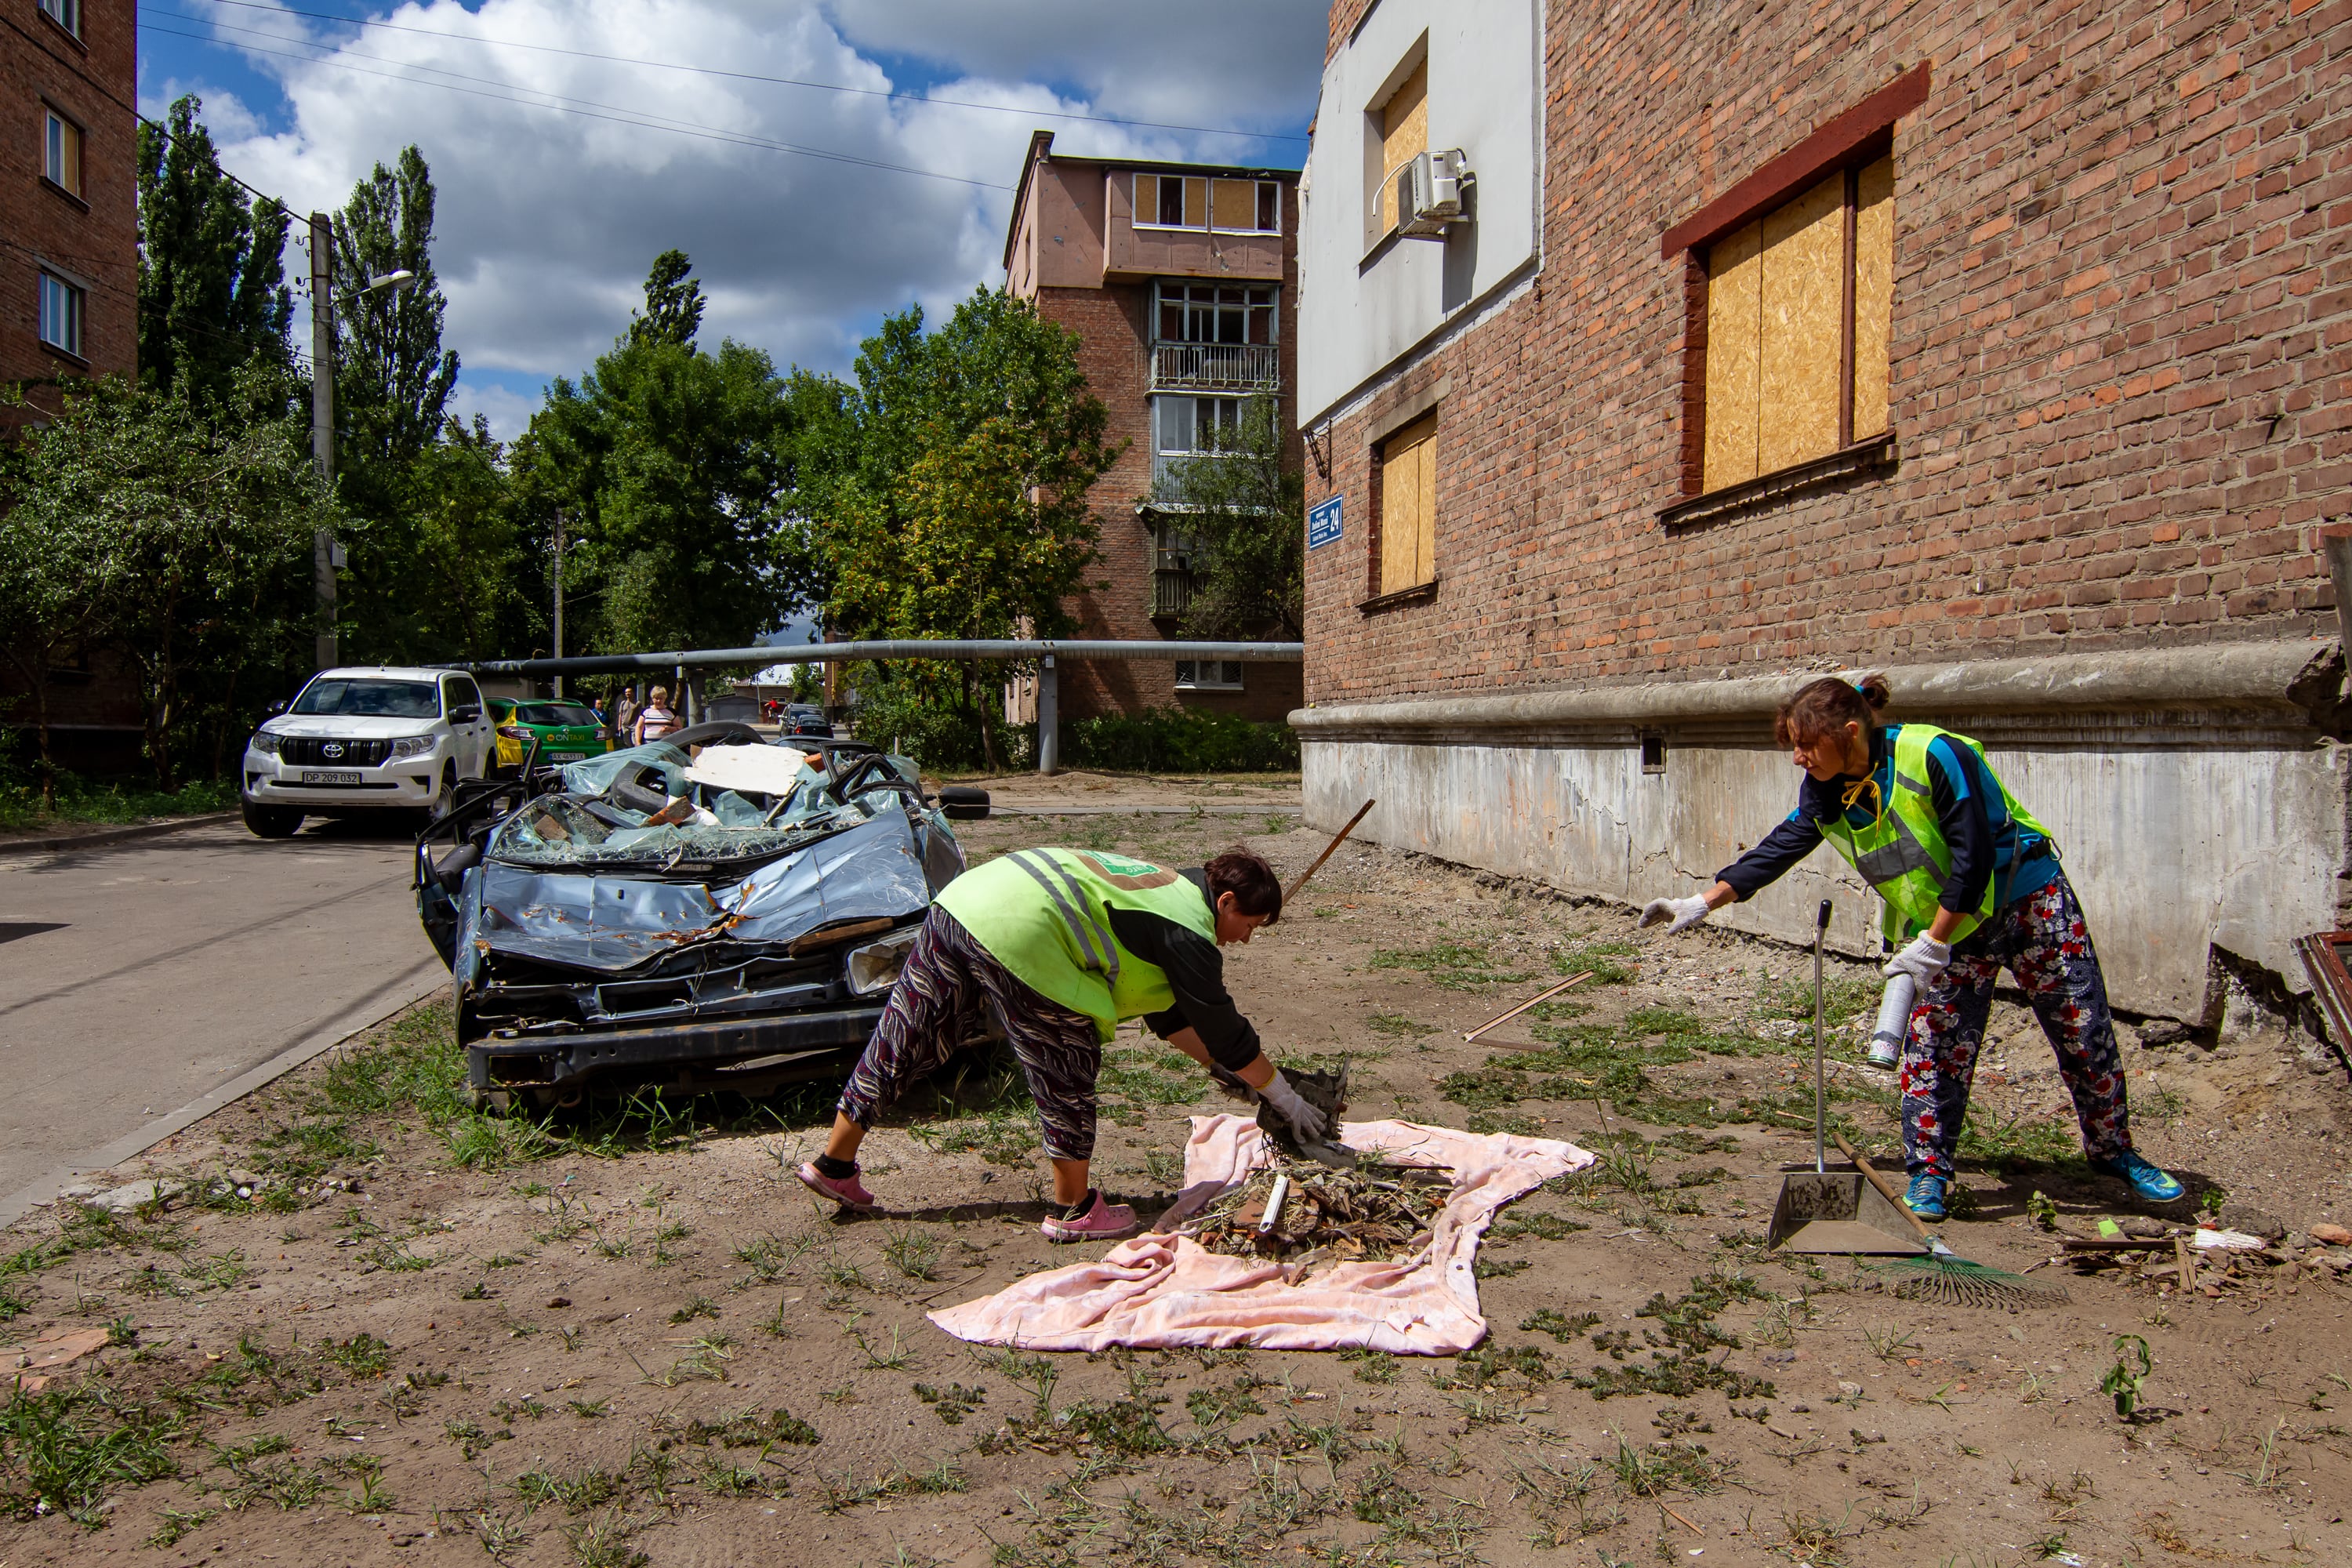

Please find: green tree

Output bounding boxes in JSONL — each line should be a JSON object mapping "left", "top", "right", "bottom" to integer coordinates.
{"left": 1149, "top": 394, "right": 1304, "bottom": 639}
{"left": 785, "top": 289, "right": 1118, "bottom": 765}
{"left": 516, "top": 252, "right": 797, "bottom": 661}
{"left": 0, "top": 373, "right": 332, "bottom": 788}
{"left": 332, "top": 146, "right": 459, "bottom": 497}
{"left": 135, "top": 96, "right": 294, "bottom": 405}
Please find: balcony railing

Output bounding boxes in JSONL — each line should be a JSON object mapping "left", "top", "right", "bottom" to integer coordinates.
{"left": 1152, "top": 567, "right": 1198, "bottom": 619}
{"left": 1151, "top": 341, "right": 1279, "bottom": 392}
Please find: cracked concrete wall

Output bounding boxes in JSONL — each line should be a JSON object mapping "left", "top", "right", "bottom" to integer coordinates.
{"left": 1294, "top": 646, "right": 2352, "bottom": 1022}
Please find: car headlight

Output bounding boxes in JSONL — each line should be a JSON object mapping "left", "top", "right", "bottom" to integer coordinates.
{"left": 249, "top": 731, "right": 283, "bottom": 756}
{"left": 387, "top": 735, "right": 438, "bottom": 761}
{"left": 846, "top": 928, "right": 920, "bottom": 996}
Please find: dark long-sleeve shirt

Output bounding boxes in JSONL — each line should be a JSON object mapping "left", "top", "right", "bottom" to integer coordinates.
{"left": 1105, "top": 869, "right": 1261, "bottom": 1072}
{"left": 1715, "top": 724, "right": 2058, "bottom": 928}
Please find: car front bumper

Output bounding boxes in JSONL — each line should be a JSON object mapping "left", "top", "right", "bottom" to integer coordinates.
{"left": 243, "top": 753, "right": 445, "bottom": 808}
{"left": 466, "top": 1004, "right": 887, "bottom": 1091}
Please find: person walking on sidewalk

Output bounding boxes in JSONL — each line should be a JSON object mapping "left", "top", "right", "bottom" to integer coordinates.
{"left": 797, "top": 848, "right": 1330, "bottom": 1241}
{"left": 1636, "top": 673, "right": 2183, "bottom": 1221}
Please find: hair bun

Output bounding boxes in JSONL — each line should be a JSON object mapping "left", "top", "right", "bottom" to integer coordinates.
{"left": 1856, "top": 673, "right": 1892, "bottom": 710}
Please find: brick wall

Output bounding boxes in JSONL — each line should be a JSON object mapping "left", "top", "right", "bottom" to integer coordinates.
{"left": 1304, "top": 0, "right": 2351, "bottom": 707}
{"left": 1, "top": 0, "right": 138, "bottom": 408}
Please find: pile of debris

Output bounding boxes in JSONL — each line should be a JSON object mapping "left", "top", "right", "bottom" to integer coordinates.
{"left": 1189, "top": 1153, "right": 1454, "bottom": 1265}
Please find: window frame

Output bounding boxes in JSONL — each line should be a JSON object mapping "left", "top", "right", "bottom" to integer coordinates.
{"left": 1131, "top": 172, "right": 1283, "bottom": 235}
{"left": 1152, "top": 393, "right": 1244, "bottom": 459}
{"left": 37, "top": 269, "right": 84, "bottom": 359}
{"left": 1364, "top": 406, "right": 1439, "bottom": 608}
{"left": 1152, "top": 280, "right": 1279, "bottom": 347}
{"left": 42, "top": 105, "right": 85, "bottom": 199}
{"left": 1362, "top": 44, "right": 1429, "bottom": 254}
{"left": 1173, "top": 659, "right": 1244, "bottom": 692}
{"left": 37, "top": 0, "right": 81, "bottom": 38}
{"left": 1658, "top": 65, "right": 1929, "bottom": 520}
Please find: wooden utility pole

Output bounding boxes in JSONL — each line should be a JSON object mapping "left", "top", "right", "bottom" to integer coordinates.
{"left": 551, "top": 510, "right": 566, "bottom": 699}
{"left": 308, "top": 211, "right": 339, "bottom": 671}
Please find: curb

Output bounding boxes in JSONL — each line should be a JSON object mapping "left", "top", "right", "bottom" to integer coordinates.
{"left": 0, "top": 955, "right": 448, "bottom": 1230}
{"left": 0, "top": 811, "right": 240, "bottom": 858}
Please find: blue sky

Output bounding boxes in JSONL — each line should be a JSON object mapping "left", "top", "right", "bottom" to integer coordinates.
{"left": 135, "top": 1, "right": 1320, "bottom": 436}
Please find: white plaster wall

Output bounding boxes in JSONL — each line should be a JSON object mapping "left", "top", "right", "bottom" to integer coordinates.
{"left": 1298, "top": 0, "right": 1542, "bottom": 423}
{"left": 1303, "top": 735, "right": 2348, "bottom": 1021}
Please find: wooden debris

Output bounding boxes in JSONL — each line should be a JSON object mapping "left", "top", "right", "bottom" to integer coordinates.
{"left": 1191, "top": 1153, "right": 1453, "bottom": 1268}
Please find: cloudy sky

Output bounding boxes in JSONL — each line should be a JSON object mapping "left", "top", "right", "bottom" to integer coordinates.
{"left": 138, "top": 0, "right": 1323, "bottom": 435}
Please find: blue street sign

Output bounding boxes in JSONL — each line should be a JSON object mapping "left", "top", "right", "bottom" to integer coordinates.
{"left": 1308, "top": 494, "right": 1343, "bottom": 550}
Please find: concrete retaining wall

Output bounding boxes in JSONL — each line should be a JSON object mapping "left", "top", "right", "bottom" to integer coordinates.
{"left": 1293, "top": 644, "right": 2352, "bottom": 1022}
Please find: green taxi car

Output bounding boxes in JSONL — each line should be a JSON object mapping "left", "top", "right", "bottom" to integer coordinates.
{"left": 488, "top": 697, "right": 612, "bottom": 772}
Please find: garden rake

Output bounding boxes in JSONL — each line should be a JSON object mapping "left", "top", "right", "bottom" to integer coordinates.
{"left": 1830, "top": 1131, "right": 2069, "bottom": 1309}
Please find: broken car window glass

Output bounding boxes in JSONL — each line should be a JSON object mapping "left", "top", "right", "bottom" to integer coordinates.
{"left": 495, "top": 743, "right": 884, "bottom": 868}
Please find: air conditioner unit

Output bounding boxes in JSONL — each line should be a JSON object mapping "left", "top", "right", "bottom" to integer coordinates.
{"left": 1396, "top": 149, "right": 1468, "bottom": 237}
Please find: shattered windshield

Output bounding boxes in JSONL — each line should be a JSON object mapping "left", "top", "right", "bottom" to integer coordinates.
{"left": 292, "top": 678, "right": 439, "bottom": 718}
{"left": 489, "top": 742, "right": 918, "bottom": 868}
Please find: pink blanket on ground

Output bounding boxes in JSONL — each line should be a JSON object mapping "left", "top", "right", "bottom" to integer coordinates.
{"left": 926, "top": 1115, "right": 1595, "bottom": 1355}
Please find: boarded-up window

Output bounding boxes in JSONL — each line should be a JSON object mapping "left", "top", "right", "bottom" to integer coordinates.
{"left": 1373, "top": 58, "right": 1428, "bottom": 239}
{"left": 1700, "top": 153, "right": 1895, "bottom": 492}
{"left": 1136, "top": 173, "right": 1279, "bottom": 232}
{"left": 1377, "top": 412, "right": 1437, "bottom": 595}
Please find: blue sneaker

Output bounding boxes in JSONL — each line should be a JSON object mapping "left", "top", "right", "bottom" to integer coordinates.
{"left": 1904, "top": 1173, "right": 1947, "bottom": 1221}
{"left": 2090, "top": 1151, "right": 2185, "bottom": 1203}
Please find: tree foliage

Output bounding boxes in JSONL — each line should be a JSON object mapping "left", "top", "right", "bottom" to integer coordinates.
{"left": 136, "top": 95, "right": 294, "bottom": 405}
{"left": 0, "top": 373, "right": 332, "bottom": 789}
{"left": 332, "top": 146, "right": 460, "bottom": 507}
{"left": 516, "top": 252, "right": 797, "bottom": 658}
{"left": 1150, "top": 394, "right": 1304, "bottom": 639}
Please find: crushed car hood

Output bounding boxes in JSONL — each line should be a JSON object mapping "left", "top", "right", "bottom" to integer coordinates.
{"left": 468, "top": 809, "right": 931, "bottom": 975}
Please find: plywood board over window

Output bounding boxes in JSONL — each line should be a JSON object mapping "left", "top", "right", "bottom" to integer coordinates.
{"left": 1377, "top": 59, "right": 1428, "bottom": 238}
{"left": 1697, "top": 152, "right": 1896, "bottom": 494}
{"left": 1377, "top": 412, "right": 1437, "bottom": 595}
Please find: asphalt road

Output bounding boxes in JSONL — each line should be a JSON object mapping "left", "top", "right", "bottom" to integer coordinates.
{"left": 0, "top": 818, "right": 448, "bottom": 1211}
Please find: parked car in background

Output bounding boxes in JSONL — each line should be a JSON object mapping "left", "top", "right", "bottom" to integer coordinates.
{"left": 412, "top": 725, "right": 990, "bottom": 1105}
{"left": 783, "top": 703, "right": 833, "bottom": 739}
{"left": 241, "top": 667, "right": 495, "bottom": 837}
{"left": 487, "top": 696, "right": 612, "bottom": 773}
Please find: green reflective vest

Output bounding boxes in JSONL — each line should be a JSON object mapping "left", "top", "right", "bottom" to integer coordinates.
{"left": 933, "top": 848, "right": 1218, "bottom": 1042}
{"left": 1816, "top": 724, "right": 2055, "bottom": 946}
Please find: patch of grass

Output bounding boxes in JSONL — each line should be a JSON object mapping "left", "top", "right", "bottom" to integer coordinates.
{"left": 1340, "top": 1347, "right": 1398, "bottom": 1384}
{"left": 565, "top": 1508, "right": 648, "bottom": 1568}
{"left": 651, "top": 1406, "right": 818, "bottom": 1447}
{"left": 1520, "top": 1308, "right": 1603, "bottom": 1343}
{"left": 880, "top": 1225, "right": 945, "bottom": 1282}
{"left": 1549, "top": 935, "right": 1643, "bottom": 986}
{"left": 1365, "top": 1012, "right": 1434, "bottom": 1038}
{"left": 1370, "top": 942, "right": 1533, "bottom": 990}
{"left": 912, "top": 1381, "right": 987, "bottom": 1425}
{"left": 0, "top": 1385, "right": 185, "bottom": 1526}
{"left": 514, "top": 1463, "right": 626, "bottom": 1514}
{"left": 667, "top": 1295, "right": 719, "bottom": 1325}
{"left": 1573, "top": 1268, "right": 1776, "bottom": 1403}
{"left": 907, "top": 1112, "right": 1040, "bottom": 1168}
{"left": 1958, "top": 1112, "right": 2083, "bottom": 1172}
{"left": 817, "top": 1460, "right": 967, "bottom": 1512}
{"left": 1184, "top": 1374, "right": 1266, "bottom": 1427}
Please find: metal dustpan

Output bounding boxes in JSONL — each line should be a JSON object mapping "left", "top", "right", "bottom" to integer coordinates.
{"left": 1767, "top": 900, "right": 1926, "bottom": 1257}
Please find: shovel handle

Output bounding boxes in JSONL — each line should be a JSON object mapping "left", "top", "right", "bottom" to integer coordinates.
{"left": 1831, "top": 1130, "right": 1933, "bottom": 1240}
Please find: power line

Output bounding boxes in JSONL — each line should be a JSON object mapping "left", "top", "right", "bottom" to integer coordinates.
{"left": 146, "top": 8, "right": 1007, "bottom": 189}
{"left": 179, "top": 0, "right": 1310, "bottom": 147}
{"left": 140, "top": 20, "right": 1011, "bottom": 190}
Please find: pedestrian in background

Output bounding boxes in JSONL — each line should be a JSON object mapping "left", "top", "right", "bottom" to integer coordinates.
{"left": 612, "top": 688, "right": 638, "bottom": 748}
{"left": 633, "top": 686, "right": 680, "bottom": 746}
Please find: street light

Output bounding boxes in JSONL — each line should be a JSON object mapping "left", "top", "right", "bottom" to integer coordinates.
{"left": 306, "top": 217, "right": 423, "bottom": 671}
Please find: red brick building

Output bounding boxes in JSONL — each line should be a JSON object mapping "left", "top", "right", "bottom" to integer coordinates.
{"left": 1003, "top": 132, "right": 1305, "bottom": 724}
{"left": 1290, "top": 0, "right": 2352, "bottom": 1024}
{"left": 2, "top": 0, "right": 136, "bottom": 403}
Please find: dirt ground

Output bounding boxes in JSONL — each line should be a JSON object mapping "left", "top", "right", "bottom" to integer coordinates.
{"left": 5, "top": 782, "right": 2352, "bottom": 1568}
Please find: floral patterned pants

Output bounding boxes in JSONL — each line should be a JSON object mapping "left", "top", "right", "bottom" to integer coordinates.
{"left": 837, "top": 905, "right": 1104, "bottom": 1162}
{"left": 1900, "top": 873, "right": 2132, "bottom": 1181}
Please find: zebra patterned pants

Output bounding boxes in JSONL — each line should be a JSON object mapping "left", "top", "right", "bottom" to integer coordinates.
{"left": 836, "top": 904, "right": 1104, "bottom": 1161}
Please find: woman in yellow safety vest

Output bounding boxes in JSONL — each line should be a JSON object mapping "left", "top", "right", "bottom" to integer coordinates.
{"left": 1639, "top": 674, "right": 2183, "bottom": 1221}
{"left": 797, "top": 848, "right": 1330, "bottom": 1242}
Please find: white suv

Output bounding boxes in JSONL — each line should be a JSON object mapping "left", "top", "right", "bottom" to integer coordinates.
{"left": 241, "top": 666, "right": 496, "bottom": 837}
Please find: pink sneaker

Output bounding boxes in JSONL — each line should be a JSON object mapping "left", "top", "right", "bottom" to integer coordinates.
{"left": 796, "top": 1161, "right": 877, "bottom": 1212}
{"left": 1040, "top": 1190, "right": 1140, "bottom": 1243}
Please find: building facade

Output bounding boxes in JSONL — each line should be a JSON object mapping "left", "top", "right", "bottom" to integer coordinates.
{"left": 2, "top": 0, "right": 136, "bottom": 403}
{"left": 1292, "top": 0, "right": 2351, "bottom": 1024}
{"left": 1004, "top": 132, "right": 1305, "bottom": 724}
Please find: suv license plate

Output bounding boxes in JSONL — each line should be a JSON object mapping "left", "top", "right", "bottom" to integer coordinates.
{"left": 300, "top": 770, "right": 361, "bottom": 785}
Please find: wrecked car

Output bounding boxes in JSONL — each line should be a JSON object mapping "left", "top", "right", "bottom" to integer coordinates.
{"left": 413, "top": 720, "right": 989, "bottom": 1106}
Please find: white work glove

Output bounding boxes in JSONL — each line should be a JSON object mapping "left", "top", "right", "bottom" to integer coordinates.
{"left": 1256, "top": 1071, "right": 1330, "bottom": 1145}
{"left": 1883, "top": 934, "right": 1953, "bottom": 985}
{"left": 1639, "top": 895, "right": 1712, "bottom": 935}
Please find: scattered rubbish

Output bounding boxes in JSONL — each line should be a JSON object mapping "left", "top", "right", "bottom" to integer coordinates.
{"left": 1256, "top": 1065, "right": 1358, "bottom": 1169}
{"left": 1193, "top": 1152, "right": 1452, "bottom": 1265}
{"left": 2291, "top": 930, "right": 2352, "bottom": 1072}
{"left": 4, "top": 1327, "right": 112, "bottom": 1394}
{"left": 2191, "top": 1228, "right": 2266, "bottom": 1250}
{"left": 1462, "top": 971, "right": 1598, "bottom": 1043}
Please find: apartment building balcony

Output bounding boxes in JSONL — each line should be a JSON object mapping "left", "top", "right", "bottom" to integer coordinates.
{"left": 1151, "top": 341, "right": 1280, "bottom": 392}
{"left": 1152, "top": 565, "right": 1199, "bottom": 619}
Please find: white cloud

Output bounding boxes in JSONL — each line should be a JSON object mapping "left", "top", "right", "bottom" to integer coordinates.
{"left": 141, "top": 78, "right": 265, "bottom": 140}
{"left": 447, "top": 375, "right": 545, "bottom": 442}
{"left": 190, "top": 0, "right": 1317, "bottom": 408}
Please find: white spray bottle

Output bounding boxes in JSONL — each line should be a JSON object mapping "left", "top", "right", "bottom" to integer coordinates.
{"left": 1867, "top": 971, "right": 1915, "bottom": 1069}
